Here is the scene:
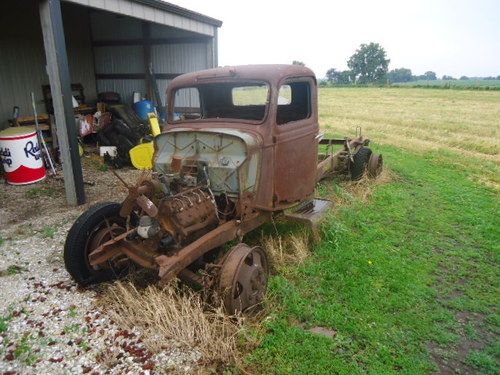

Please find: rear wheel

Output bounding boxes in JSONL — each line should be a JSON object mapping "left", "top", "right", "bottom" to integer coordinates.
{"left": 64, "top": 202, "right": 130, "bottom": 286}
{"left": 350, "top": 147, "right": 372, "bottom": 180}
{"left": 367, "top": 153, "right": 383, "bottom": 178}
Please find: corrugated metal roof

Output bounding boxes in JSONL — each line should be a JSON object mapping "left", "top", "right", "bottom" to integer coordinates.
{"left": 64, "top": 0, "right": 221, "bottom": 36}
{"left": 133, "top": 0, "right": 222, "bottom": 27}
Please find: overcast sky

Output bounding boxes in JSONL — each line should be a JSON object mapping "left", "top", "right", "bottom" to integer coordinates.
{"left": 172, "top": 0, "right": 500, "bottom": 79}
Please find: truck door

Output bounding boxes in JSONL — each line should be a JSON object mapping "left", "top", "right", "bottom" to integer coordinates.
{"left": 273, "top": 78, "right": 319, "bottom": 205}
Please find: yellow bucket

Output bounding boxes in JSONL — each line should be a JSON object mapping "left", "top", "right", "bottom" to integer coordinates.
{"left": 129, "top": 142, "right": 154, "bottom": 170}
{"left": 129, "top": 112, "right": 160, "bottom": 170}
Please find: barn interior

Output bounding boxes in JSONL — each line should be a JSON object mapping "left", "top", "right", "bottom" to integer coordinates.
{"left": 0, "top": 0, "right": 221, "bottom": 205}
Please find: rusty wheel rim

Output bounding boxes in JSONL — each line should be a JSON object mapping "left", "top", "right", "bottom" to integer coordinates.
{"left": 219, "top": 244, "right": 269, "bottom": 314}
{"left": 367, "top": 153, "right": 383, "bottom": 178}
{"left": 86, "top": 221, "right": 126, "bottom": 271}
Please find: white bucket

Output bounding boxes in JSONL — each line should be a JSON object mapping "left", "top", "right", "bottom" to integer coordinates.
{"left": 0, "top": 126, "right": 46, "bottom": 185}
{"left": 99, "top": 146, "right": 117, "bottom": 158}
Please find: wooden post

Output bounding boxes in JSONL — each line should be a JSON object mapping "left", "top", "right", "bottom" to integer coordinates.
{"left": 39, "top": 0, "right": 85, "bottom": 205}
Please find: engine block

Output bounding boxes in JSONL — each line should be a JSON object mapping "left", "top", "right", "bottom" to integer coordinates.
{"left": 158, "top": 187, "right": 218, "bottom": 243}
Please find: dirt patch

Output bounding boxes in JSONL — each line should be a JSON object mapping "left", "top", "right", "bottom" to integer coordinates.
{"left": 428, "top": 272, "right": 491, "bottom": 374}
{"left": 308, "top": 326, "right": 337, "bottom": 339}
{"left": 0, "top": 156, "right": 141, "bottom": 238}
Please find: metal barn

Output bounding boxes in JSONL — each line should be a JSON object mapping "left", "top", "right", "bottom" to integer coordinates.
{"left": 0, "top": 0, "right": 221, "bottom": 204}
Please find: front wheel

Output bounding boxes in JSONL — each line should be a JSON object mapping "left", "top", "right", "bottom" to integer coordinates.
{"left": 64, "top": 202, "right": 130, "bottom": 286}
{"left": 218, "top": 244, "right": 269, "bottom": 314}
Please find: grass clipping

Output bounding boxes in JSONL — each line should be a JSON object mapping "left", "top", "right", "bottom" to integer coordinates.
{"left": 100, "top": 281, "right": 244, "bottom": 367}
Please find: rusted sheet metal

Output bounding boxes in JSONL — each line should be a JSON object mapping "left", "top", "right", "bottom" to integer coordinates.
{"left": 156, "top": 220, "right": 238, "bottom": 282}
{"left": 156, "top": 212, "right": 271, "bottom": 283}
{"left": 88, "top": 229, "right": 135, "bottom": 266}
{"left": 165, "top": 65, "right": 319, "bottom": 210}
{"left": 169, "top": 64, "right": 316, "bottom": 92}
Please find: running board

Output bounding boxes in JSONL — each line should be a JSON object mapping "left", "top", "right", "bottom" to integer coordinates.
{"left": 283, "top": 199, "right": 333, "bottom": 227}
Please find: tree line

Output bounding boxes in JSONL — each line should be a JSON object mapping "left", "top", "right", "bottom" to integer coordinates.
{"left": 293, "top": 43, "right": 500, "bottom": 84}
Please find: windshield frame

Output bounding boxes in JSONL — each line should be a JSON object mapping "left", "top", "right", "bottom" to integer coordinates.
{"left": 167, "top": 79, "right": 271, "bottom": 125}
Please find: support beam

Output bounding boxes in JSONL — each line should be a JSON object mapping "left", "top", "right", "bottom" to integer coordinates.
{"left": 206, "top": 36, "right": 213, "bottom": 68}
{"left": 213, "top": 27, "right": 218, "bottom": 67}
{"left": 95, "top": 73, "right": 180, "bottom": 80}
{"left": 92, "top": 36, "right": 211, "bottom": 47}
{"left": 40, "top": 0, "right": 85, "bottom": 205}
{"left": 142, "top": 22, "right": 153, "bottom": 101}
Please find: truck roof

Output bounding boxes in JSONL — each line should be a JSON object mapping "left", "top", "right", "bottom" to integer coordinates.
{"left": 169, "top": 64, "right": 317, "bottom": 87}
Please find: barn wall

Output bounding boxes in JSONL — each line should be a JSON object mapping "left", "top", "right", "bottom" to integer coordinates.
{"left": 0, "top": 1, "right": 97, "bottom": 129}
{"left": 0, "top": 1, "right": 218, "bottom": 128}
{"left": 92, "top": 11, "right": 215, "bottom": 106}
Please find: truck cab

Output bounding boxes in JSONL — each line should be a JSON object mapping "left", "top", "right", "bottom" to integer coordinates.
{"left": 155, "top": 64, "right": 319, "bottom": 211}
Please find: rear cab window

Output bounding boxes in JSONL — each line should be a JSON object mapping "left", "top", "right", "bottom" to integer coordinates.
{"left": 171, "top": 82, "right": 270, "bottom": 123}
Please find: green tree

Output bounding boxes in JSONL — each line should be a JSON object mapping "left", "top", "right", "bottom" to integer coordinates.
{"left": 339, "top": 70, "right": 354, "bottom": 84}
{"left": 424, "top": 71, "right": 437, "bottom": 80}
{"left": 387, "top": 68, "right": 413, "bottom": 83}
{"left": 326, "top": 68, "right": 352, "bottom": 84}
{"left": 442, "top": 75, "right": 455, "bottom": 80}
{"left": 326, "top": 68, "right": 340, "bottom": 83}
{"left": 347, "top": 43, "right": 390, "bottom": 84}
{"left": 292, "top": 60, "right": 305, "bottom": 66}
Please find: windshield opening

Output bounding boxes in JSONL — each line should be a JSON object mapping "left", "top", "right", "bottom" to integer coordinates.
{"left": 171, "top": 82, "right": 269, "bottom": 123}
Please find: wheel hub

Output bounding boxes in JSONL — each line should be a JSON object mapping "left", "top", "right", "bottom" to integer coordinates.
{"left": 218, "top": 244, "right": 269, "bottom": 314}
{"left": 87, "top": 224, "right": 126, "bottom": 270}
{"left": 367, "top": 153, "right": 383, "bottom": 177}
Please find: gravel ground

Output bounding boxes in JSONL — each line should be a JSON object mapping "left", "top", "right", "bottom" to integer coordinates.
{"left": 0, "top": 161, "right": 201, "bottom": 374}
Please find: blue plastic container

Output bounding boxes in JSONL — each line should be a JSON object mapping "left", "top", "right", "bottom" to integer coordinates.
{"left": 133, "top": 100, "right": 154, "bottom": 120}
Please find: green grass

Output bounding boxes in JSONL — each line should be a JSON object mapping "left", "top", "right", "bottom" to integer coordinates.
{"left": 41, "top": 226, "right": 56, "bottom": 239}
{"left": 2, "top": 265, "right": 27, "bottom": 276}
{"left": 394, "top": 79, "right": 500, "bottom": 89}
{"left": 14, "top": 334, "right": 38, "bottom": 366}
{"left": 247, "top": 146, "right": 499, "bottom": 374}
{"left": 68, "top": 305, "right": 78, "bottom": 318}
{"left": 0, "top": 314, "right": 12, "bottom": 333}
{"left": 245, "top": 88, "right": 499, "bottom": 374}
{"left": 467, "top": 343, "right": 499, "bottom": 374}
{"left": 63, "top": 323, "right": 82, "bottom": 334}
{"left": 24, "top": 186, "right": 58, "bottom": 199}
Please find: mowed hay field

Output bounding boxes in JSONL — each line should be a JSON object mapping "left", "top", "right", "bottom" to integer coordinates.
{"left": 246, "top": 88, "right": 499, "bottom": 374}
{"left": 319, "top": 88, "right": 500, "bottom": 188}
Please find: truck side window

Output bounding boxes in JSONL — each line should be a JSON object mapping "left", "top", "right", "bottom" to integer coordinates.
{"left": 277, "top": 82, "right": 311, "bottom": 125}
{"left": 173, "top": 87, "right": 201, "bottom": 121}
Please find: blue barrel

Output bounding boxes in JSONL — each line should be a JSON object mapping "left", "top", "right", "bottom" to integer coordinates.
{"left": 133, "top": 100, "right": 154, "bottom": 120}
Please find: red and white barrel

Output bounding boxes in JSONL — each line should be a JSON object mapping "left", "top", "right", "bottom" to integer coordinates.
{"left": 0, "top": 126, "right": 46, "bottom": 185}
